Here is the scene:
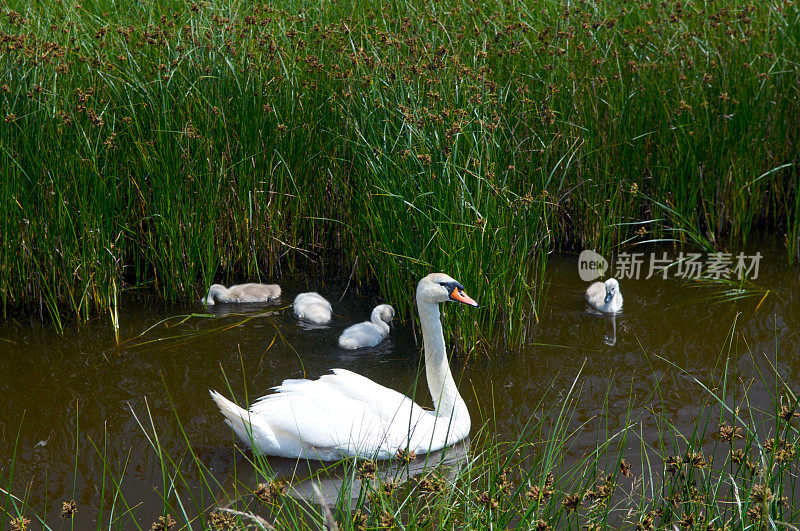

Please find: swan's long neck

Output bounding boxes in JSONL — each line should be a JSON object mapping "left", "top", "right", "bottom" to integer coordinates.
{"left": 370, "top": 307, "right": 390, "bottom": 334}
{"left": 417, "top": 300, "right": 468, "bottom": 420}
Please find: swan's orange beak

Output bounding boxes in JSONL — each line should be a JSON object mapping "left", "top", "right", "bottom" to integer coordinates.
{"left": 450, "top": 288, "right": 478, "bottom": 307}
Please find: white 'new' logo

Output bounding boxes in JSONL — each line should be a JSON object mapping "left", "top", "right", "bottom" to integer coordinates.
{"left": 578, "top": 250, "right": 608, "bottom": 281}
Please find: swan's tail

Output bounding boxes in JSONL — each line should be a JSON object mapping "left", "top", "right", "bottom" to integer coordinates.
{"left": 209, "top": 390, "right": 256, "bottom": 447}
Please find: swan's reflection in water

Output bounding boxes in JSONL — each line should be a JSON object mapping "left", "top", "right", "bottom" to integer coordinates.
{"left": 204, "top": 301, "right": 283, "bottom": 318}
{"left": 219, "top": 438, "right": 470, "bottom": 510}
{"left": 603, "top": 314, "right": 617, "bottom": 346}
{"left": 585, "top": 305, "right": 619, "bottom": 347}
{"left": 293, "top": 439, "right": 470, "bottom": 506}
{"left": 336, "top": 338, "right": 396, "bottom": 361}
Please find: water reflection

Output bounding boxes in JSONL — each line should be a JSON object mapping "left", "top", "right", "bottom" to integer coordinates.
{"left": 337, "top": 338, "right": 396, "bottom": 361}
{"left": 204, "top": 300, "right": 284, "bottom": 317}
{"left": 204, "top": 439, "right": 469, "bottom": 527}
{"left": 219, "top": 438, "right": 471, "bottom": 509}
{"left": 583, "top": 302, "right": 620, "bottom": 346}
{"left": 604, "top": 314, "right": 617, "bottom": 346}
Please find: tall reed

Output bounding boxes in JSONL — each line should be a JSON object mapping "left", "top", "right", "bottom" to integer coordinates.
{"left": 1, "top": 0, "right": 797, "bottom": 337}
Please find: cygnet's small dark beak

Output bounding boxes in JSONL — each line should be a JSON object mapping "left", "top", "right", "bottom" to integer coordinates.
{"left": 604, "top": 291, "right": 613, "bottom": 304}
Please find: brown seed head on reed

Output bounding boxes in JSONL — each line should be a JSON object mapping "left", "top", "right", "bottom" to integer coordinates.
{"left": 665, "top": 455, "right": 683, "bottom": 475}
{"left": 60, "top": 500, "right": 77, "bottom": 519}
{"left": 730, "top": 448, "right": 745, "bottom": 465}
{"left": 395, "top": 448, "right": 416, "bottom": 463}
{"left": 779, "top": 397, "right": 799, "bottom": 422}
{"left": 750, "top": 484, "right": 774, "bottom": 504}
{"left": 9, "top": 516, "right": 31, "bottom": 531}
{"left": 352, "top": 509, "right": 368, "bottom": 530}
{"left": 497, "top": 470, "right": 513, "bottom": 492}
{"left": 382, "top": 480, "right": 398, "bottom": 496}
{"left": 357, "top": 460, "right": 377, "bottom": 481}
{"left": 209, "top": 511, "right": 237, "bottom": 530}
{"left": 562, "top": 493, "right": 582, "bottom": 512}
{"left": 255, "top": 480, "right": 285, "bottom": 504}
{"left": 417, "top": 472, "right": 446, "bottom": 494}
{"left": 150, "top": 514, "right": 176, "bottom": 531}
{"left": 717, "top": 422, "right": 743, "bottom": 442}
{"left": 746, "top": 503, "right": 762, "bottom": 522}
{"left": 637, "top": 511, "right": 655, "bottom": 530}
{"left": 686, "top": 451, "right": 707, "bottom": 469}
{"left": 476, "top": 491, "right": 499, "bottom": 510}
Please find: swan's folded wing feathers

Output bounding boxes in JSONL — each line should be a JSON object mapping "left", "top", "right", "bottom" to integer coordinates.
{"left": 324, "top": 369, "right": 429, "bottom": 428}
{"left": 257, "top": 391, "right": 388, "bottom": 456}
{"left": 324, "top": 369, "right": 411, "bottom": 406}
{"left": 269, "top": 378, "right": 314, "bottom": 393}
{"left": 248, "top": 370, "right": 429, "bottom": 457}
{"left": 282, "top": 370, "right": 416, "bottom": 427}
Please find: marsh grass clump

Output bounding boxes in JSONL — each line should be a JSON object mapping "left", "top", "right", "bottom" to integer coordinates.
{"left": 0, "top": 0, "right": 798, "bottom": 341}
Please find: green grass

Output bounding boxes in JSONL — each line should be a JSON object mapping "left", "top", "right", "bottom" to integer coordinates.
{"left": 0, "top": 0, "right": 798, "bottom": 337}
{"left": 2, "top": 319, "right": 799, "bottom": 529}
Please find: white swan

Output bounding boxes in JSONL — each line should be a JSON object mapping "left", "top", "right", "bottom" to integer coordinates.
{"left": 585, "top": 277, "right": 623, "bottom": 314}
{"left": 203, "top": 283, "right": 281, "bottom": 305}
{"left": 210, "top": 273, "right": 478, "bottom": 460}
{"left": 293, "top": 292, "right": 332, "bottom": 325}
{"left": 338, "top": 304, "right": 395, "bottom": 350}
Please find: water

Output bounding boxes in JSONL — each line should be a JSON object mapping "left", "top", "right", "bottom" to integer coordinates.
{"left": 0, "top": 247, "right": 797, "bottom": 527}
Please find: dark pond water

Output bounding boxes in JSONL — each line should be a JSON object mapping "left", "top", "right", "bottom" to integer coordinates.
{"left": 0, "top": 247, "right": 798, "bottom": 527}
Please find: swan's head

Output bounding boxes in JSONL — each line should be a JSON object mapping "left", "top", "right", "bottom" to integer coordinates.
{"left": 372, "top": 304, "right": 395, "bottom": 324}
{"left": 417, "top": 273, "right": 478, "bottom": 307}
{"left": 203, "top": 284, "right": 226, "bottom": 305}
{"left": 604, "top": 278, "right": 620, "bottom": 304}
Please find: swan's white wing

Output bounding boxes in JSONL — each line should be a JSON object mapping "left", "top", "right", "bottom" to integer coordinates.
{"left": 319, "top": 369, "right": 419, "bottom": 414}
{"left": 250, "top": 370, "right": 430, "bottom": 458}
{"left": 321, "top": 370, "right": 444, "bottom": 451}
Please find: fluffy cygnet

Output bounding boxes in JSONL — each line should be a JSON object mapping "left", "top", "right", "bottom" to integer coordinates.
{"left": 338, "top": 304, "right": 395, "bottom": 349}
{"left": 203, "top": 283, "right": 281, "bottom": 305}
{"left": 584, "top": 278, "right": 623, "bottom": 314}
{"left": 293, "top": 292, "right": 333, "bottom": 324}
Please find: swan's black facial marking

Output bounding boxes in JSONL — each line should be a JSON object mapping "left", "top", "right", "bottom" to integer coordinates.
{"left": 438, "top": 280, "right": 465, "bottom": 294}
{"left": 439, "top": 281, "right": 478, "bottom": 307}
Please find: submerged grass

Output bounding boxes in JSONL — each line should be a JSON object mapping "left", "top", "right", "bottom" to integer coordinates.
{"left": 0, "top": 0, "right": 798, "bottom": 337}
{"left": 1, "top": 321, "right": 799, "bottom": 529}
